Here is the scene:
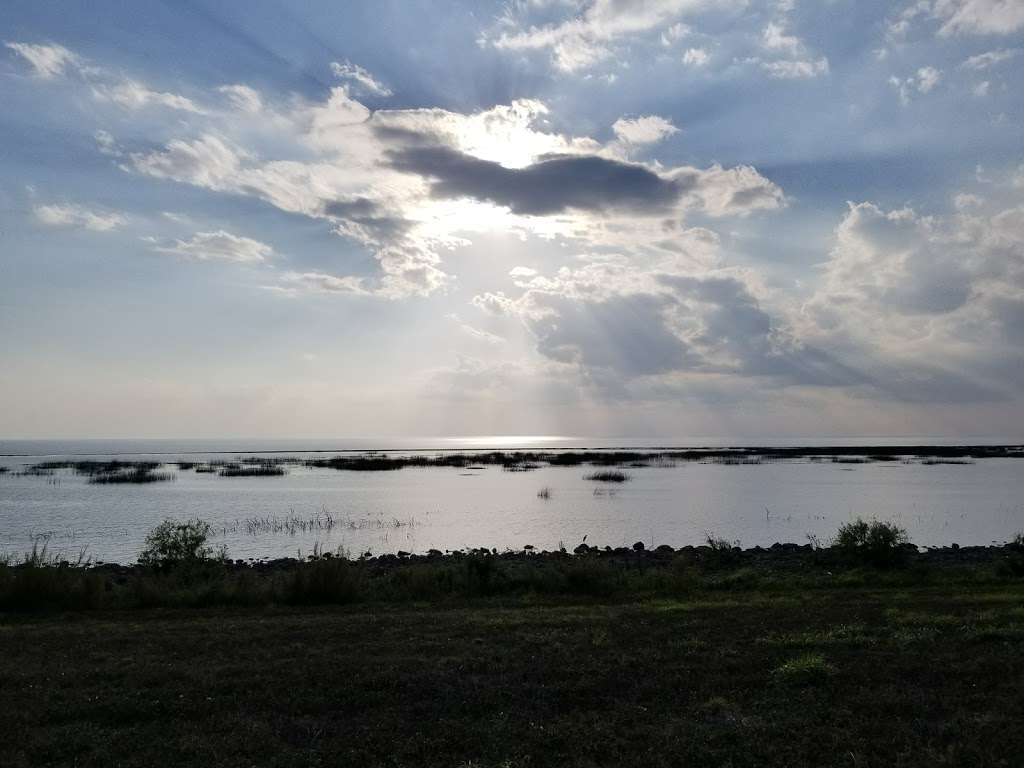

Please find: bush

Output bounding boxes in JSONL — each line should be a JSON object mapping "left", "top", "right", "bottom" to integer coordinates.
{"left": 834, "top": 519, "right": 910, "bottom": 567}
{"left": 286, "top": 557, "right": 362, "bottom": 605}
{"left": 138, "top": 519, "right": 226, "bottom": 569}
{"left": 0, "top": 544, "right": 104, "bottom": 612}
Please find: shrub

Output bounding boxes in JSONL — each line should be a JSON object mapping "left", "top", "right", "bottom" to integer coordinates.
{"left": 705, "top": 534, "right": 741, "bottom": 566}
{"left": 584, "top": 471, "right": 630, "bottom": 483}
{"left": 833, "top": 518, "right": 910, "bottom": 567}
{"left": 0, "top": 544, "right": 104, "bottom": 612}
{"left": 286, "top": 557, "right": 362, "bottom": 605}
{"left": 138, "top": 519, "right": 226, "bottom": 569}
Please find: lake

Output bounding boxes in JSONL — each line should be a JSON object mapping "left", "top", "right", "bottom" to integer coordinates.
{"left": 2, "top": 438, "right": 1022, "bottom": 562}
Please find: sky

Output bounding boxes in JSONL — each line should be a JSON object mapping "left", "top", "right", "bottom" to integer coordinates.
{"left": 1, "top": 0, "right": 1023, "bottom": 439}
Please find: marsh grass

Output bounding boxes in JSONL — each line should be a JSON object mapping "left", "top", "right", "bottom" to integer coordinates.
{"left": 218, "top": 465, "right": 287, "bottom": 477}
{"left": 771, "top": 653, "right": 835, "bottom": 684}
{"left": 90, "top": 467, "right": 175, "bottom": 484}
{"left": 584, "top": 470, "right": 630, "bottom": 482}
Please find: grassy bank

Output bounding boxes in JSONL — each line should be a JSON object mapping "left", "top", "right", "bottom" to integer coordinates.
{"left": 4, "top": 522, "right": 1024, "bottom": 766}
{"left": 4, "top": 537, "right": 1024, "bottom": 612}
{"left": 3, "top": 582, "right": 1024, "bottom": 767}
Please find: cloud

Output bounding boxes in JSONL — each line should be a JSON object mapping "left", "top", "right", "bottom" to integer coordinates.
{"left": 960, "top": 47, "right": 1022, "bottom": 69}
{"left": 128, "top": 135, "right": 244, "bottom": 190}
{"left": 330, "top": 60, "right": 393, "bottom": 97}
{"left": 681, "top": 47, "right": 710, "bottom": 66}
{"left": 5, "top": 41, "right": 79, "bottom": 78}
{"left": 446, "top": 314, "right": 505, "bottom": 344}
{"left": 268, "top": 271, "right": 370, "bottom": 296}
{"left": 111, "top": 76, "right": 779, "bottom": 298}
{"left": 759, "top": 57, "right": 829, "bottom": 79}
{"left": 472, "top": 291, "right": 518, "bottom": 316}
{"left": 92, "top": 79, "right": 206, "bottom": 113}
{"left": 525, "top": 291, "right": 695, "bottom": 376}
{"left": 803, "top": 199, "right": 1024, "bottom": 376}
{"left": 933, "top": 0, "right": 1024, "bottom": 36}
{"left": 489, "top": 0, "right": 735, "bottom": 72}
{"left": 388, "top": 145, "right": 684, "bottom": 215}
{"left": 152, "top": 230, "right": 275, "bottom": 263}
{"left": 7, "top": 41, "right": 206, "bottom": 116}
{"left": 611, "top": 115, "right": 680, "bottom": 145}
{"left": 889, "top": 66, "right": 943, "bottom": 105}
{"left": 217, "top": 84, "right": 262, "bottom": 113}
{"left": 34, "top": 203, "right": 125, "bottom": 232}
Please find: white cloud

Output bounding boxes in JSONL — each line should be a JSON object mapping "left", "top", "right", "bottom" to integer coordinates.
{"left": 5, "top": 41, "right": 79, "bottom": 78}
{"left": 682, "top": 47, "right": 710, "bottom": 66}
{"left": 917, "top": 65, "right": 943, "bottom": 92}
{"left": 803, "top": 199, "right": 1024, "bottom": 383}
{"left": 269, "top": 271, "right": 370, "bottom": 297}
{"left": 34, "top": 203, "right": 125, "bottom": 232}
{"left": 218, "top": 84, "right": 262, "bottom": 113}
{"left": 490, "top": 0, "right": 734, "bottom": 73}
{"left": 611, "top": 115, "right": 680, "bottom": 145}
{"left": 152, "top": 230, "right": 275, "bottom": 263}
{"left": 92, "top": 79, "right": 206, "bottom": 113}
{"left": 961, "top": 47, "right": 1021, "bottom": 69}
{"left": 122, "top": 87, "right": 780, "bottom": 300}
{"left": 330, "top": 60, "right": 393, "bottom": 97}
{"left": 889, "top": 66, "right": 943, "bottom": 104}
{"left": 94, "top": 130, "right": 122, "bottom": 157}
{"left": 933, "top": 0, "right": 1024, "bottom": 36}
{"left": 973, "top": 80, "right": 991, "bottom": 96}
{"left": 661, "top": 22, "right": 691, "bottom": 46}
{"left": 760, "top": 57, "right": 829, "bottom": 79}
{"left": 762, "top": 21, "right": 802, "bottom": 55}
{"left": 954, "top": 192, "right": 984, "bottom": 209}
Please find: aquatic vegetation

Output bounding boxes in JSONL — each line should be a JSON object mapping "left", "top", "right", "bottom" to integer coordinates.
{"left": 537, "top": 487, "right": 552, "bottom": 499}
{"left": 218, "top": 465, "right": 287, "bottom": 477}
{"left": 89, "top": 467, "right": 174, "bottom": 484}
{"left": 584, "top": 470, "right": 630, "bottom": 482}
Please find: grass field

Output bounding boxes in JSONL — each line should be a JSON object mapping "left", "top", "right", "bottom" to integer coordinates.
{"left": 3, "top": 581, "right": 1024, "bottom": 767}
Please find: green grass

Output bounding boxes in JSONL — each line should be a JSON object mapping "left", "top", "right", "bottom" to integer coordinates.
{"left": 2, "top": 584, "right": 1024, "bottom": 767}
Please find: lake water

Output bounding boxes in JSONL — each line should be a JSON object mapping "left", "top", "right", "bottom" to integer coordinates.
{"left": 2, "top": 438, "right": 1023, "bottom": 563}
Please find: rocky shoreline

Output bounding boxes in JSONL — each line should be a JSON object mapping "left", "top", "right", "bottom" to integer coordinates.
{"left": 70, "top": 538, "right": 1022, "bottom": 576}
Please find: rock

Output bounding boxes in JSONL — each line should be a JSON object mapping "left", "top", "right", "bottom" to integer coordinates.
{"left": 632, "top": 541, "right": 646, "bottom": 552}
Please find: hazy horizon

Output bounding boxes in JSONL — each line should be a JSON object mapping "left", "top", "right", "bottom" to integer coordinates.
{"left": 3, "top": 1, "right": 1023, "bottom": 439}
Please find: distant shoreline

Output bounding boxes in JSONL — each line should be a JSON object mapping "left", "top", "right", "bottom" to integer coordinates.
{"left": 4, "top": 444, "right": 1022, "bottom": 459}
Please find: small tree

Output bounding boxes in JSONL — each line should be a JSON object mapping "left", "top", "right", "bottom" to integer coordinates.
{"left": 139, "top": 519, "right": 225, "bottom": 569}
{"left": 834, "top": 518, "right": 910, "bottom": 567}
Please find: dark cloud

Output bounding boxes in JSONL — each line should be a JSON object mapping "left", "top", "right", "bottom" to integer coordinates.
{"left": 660, "top": 275, "right": 871, "bottom": 388}
{"left": 387, "top": 146, "right": 682, "bottom": 215}
{"left": 323, "top": 197, "right": 412, "bottom": 245}
{"left": 526, "top": 292, "right": 695, "bottom": 375}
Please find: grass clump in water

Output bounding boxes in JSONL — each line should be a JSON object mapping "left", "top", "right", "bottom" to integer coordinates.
{"left": 218, "top": 465, "right": 286, "bottom": 477}
{"left": 584, "top": 470, "right": 630, "bottom": 483}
